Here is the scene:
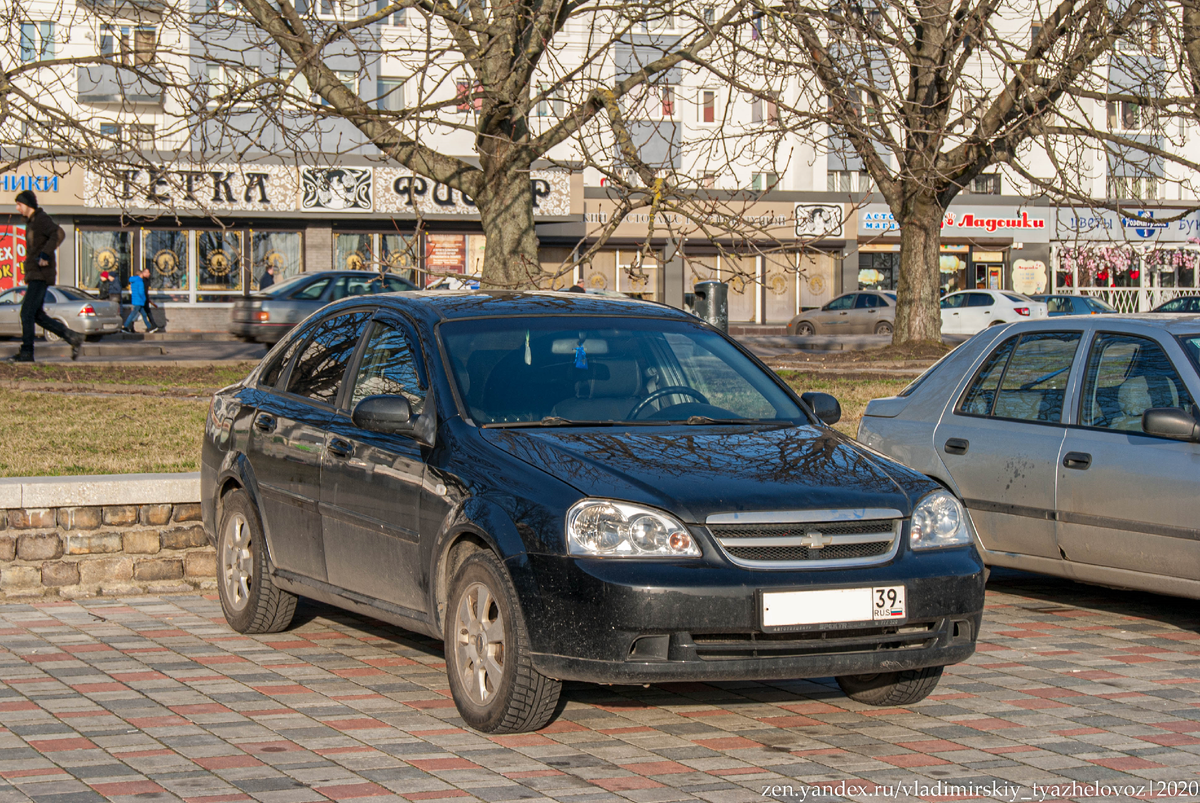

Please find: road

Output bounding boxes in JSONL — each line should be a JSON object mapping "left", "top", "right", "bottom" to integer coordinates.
{"left": 2, "top": 570, "right": 1198, "bottom": 803}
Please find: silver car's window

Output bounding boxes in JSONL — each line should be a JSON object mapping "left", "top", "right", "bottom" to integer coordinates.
{"left": 285, "top": 312, "right": 371, "bottom": 405}
{"left": 991, "top": 333, "right": 1080, "bottom": 422}
{"left": 959, "top": 336, "right": 1016, "bottom": 414}
{"left": 350, "top": 322, "right": 426, "bottom": 413}
{"left": 292, "top": 278, "right": 331, "bottom": 300}
{"left": 825, "top": 294, "right": 854, "bottom": 311}
{"left": 1079, "top": 333, "right": 1194, "bottom": 433}
{"left": 1177, "top": 335, "right": 1200, "bottom": 371}
{"left": 0, "top": 289, "right": 24, "bottom": 304}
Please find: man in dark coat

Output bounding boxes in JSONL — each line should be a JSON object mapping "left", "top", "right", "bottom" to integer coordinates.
{"left": 11, "top": 190, "right": 81, "bottom": 361}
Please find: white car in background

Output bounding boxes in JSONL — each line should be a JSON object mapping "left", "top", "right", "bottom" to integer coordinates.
{"left": 941, "top": 290, "right": 1048, "bottom": 334}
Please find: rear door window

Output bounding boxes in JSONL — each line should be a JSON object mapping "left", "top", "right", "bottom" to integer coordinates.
{"left": 285, "top": 311, "right": 371, "bottom": 405}
{"left": 959, "top": 332, "right": 1081, "bottom": 422}
{"left": 967, "top": 293, "right": 995, "bottom": 307}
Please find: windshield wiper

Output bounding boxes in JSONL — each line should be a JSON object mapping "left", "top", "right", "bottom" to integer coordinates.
{"left": 484, "top": 417, "right": 617, "bottom": 429}
{"left": 682, "top": 416, "right": 780, "bottom": 425}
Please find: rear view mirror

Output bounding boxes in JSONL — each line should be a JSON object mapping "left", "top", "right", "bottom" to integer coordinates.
{"left": 352, "top": 394, "right": 413, "bottom": 435}
{"left": 1142, "top": 407, "right": 1200, "bottom": 442}
{"left": 801, "top": 392, "right": 842, "bottom": 426}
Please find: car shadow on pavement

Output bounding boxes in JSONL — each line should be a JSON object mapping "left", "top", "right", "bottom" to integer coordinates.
{"left": 986, "top": 567, "right": 1200, "bottom": 633}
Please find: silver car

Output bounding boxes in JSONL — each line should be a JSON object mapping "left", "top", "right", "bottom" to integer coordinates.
{"left": 787, "top": 290, "right": 897, "bottom": 335}
{"left": 857, "top": 315, "right": 1200, "bottom": 599}
{"left": 0, "top": 285, "right": 123, "bottom": 341}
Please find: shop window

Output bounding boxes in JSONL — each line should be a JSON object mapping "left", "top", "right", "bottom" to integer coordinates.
{"left": 382, "top": 233, "right": 420, "bottom": 284}
{"left": 79, "top": 230, "right": 132, "bottom": 292}
{"left": 142, "top": 230, "right": 189, "bottom": 297}
{"left": 198, "top": 231, "right": 243, "bottom": 292}
{"left": 336, "top": 233, "right": 373, "bottom": 271}
{"left": 859, "top": 252, "right": 899, "bottom": 291}
{"left": 252, "top": 231, "right": 303, "bottom": 289}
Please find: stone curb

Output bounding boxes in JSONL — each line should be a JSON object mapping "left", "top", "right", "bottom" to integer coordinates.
{"left": 0, "top": 472, "right": 200, "bottom": 509}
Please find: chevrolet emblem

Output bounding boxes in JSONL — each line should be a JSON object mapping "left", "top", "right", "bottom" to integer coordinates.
{"left": 799, "top": 531, "right": 833, "bottom": 549}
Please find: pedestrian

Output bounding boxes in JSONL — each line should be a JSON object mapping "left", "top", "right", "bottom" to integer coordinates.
{"left": 122, "top": 267, "right": 161, "bottom": 334}
{"left": 259, "top": 265, "right": 275, "bottom": 290}
{"left": 10, "top": 190, "right": 82, "bottom": 361}
{"left": 566, "top": 280, "right": 586, "bottom": 293}
{"left": 106, "top": 272, "right": 123, "bottom": 305}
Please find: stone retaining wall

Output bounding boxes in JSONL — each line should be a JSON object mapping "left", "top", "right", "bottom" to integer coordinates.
{"left": 0, "top": 474, "right": 210, "bottom": 600}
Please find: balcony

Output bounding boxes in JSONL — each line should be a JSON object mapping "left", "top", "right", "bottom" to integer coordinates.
{"left": 77, "top": 64, "right": 165, "bottom": 105}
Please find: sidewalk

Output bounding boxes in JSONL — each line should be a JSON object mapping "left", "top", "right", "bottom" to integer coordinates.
{"left": 1, "top": 570, "right": 1198, "bottom": 803}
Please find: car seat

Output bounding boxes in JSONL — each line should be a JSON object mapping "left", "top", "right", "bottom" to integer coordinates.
{"left": 552, "top": 360, "right": 642, "bottom": 421}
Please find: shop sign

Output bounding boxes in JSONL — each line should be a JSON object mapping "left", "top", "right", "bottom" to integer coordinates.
{"left": 942, "top": 210, "right": 1045, "bottom": 234}
{"left": 376, "top": 168, "right": 571, "bottom": 217}
{"left": 85, "top": 164, "right": 299, "bottom": 213}
{"left": 0, "top": 175, "right": 59, "bottom": 194}
{"left": 1011, "top": 259, "right": 1048, "bottom": 295}
{"left": 299, "top": 167, "right": 373, "bottom": 212}
{"left": 0, "top": 226, "right": 25, "bottom": 289}
{"left": 858, "top": 204, "right": 1051, "bottom": 241}
{"left": 425, "top": 234, "right": 467, "bottom": 274}
{"left": 795, "top": 203, "right": 845, "bottom": 239}
{"left": 1056, "top": 207, "right": 1200, "bottom": 242}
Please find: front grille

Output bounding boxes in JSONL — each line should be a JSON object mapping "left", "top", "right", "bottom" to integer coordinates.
{"left": 692, "top": 621, "right": 939, "bottom": 660}
{"left": 707, "top": 514, "right": 902, "bottom": 569}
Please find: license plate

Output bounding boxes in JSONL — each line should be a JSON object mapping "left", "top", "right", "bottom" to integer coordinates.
{"left": 761, "top": 586, "right": 906, "bottom": 629}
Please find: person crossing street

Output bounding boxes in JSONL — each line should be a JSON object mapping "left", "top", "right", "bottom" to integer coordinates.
{"left": 10, "top": 190, "right": 82, "bottom": 362}
{"left": 122, "top": 267, "right": 161, "bottom": 334}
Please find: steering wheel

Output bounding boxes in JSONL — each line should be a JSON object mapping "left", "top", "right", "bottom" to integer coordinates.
{"left": 629, "top": 386, "right": 710, "bottom": 419}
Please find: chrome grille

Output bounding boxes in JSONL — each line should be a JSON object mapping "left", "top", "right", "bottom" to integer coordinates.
{"left": 706, "top": 509, "right": 903, "bottom": 569}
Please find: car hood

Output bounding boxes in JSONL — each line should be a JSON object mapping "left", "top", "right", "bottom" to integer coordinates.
{"left": 481, "top": 424, "right": 917, "bottom": 523}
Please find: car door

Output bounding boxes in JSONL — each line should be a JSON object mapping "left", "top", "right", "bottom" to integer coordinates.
{"left": 933, "top": 330, "right": 1082, "bottom": 560}
{"left": 850, "top": 293, "right": 882, "bottom": 333}
{"left": 1055, "top": 331, "right": 1200, "bottom": 580}
{"left": 820, "top": 294, "right": 856, "bottom": 332}
{"left": 0, "top": 288, "right": 23, "bottom": 336}
{"left": 940, "top": 293, "right": 968, "bottom": 333}
{"left": 246, "top": 310, "right": 371, "bottom": 581}
{"left": 963, "top": 292, "right": 997, "bottom": 331}
{"left": 320, "top": 315, "right": 431, "bottom": 613}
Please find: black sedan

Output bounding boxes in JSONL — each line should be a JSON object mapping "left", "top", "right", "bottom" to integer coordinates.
{"left": 201, "top": 292, "right": 984, "bottom": 732}
{"left": 1030, "top": 294, "right": 1117, "bottom": 316}
{"left": 229, "top": 270, "right": 417, "bottom": 343}
{"left": 1152, "top": 295, "right": 1200, "bottom": 313}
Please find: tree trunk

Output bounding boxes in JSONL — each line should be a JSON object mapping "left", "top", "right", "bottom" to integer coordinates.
{"left": 476, "top": 162, "right": 541, "bottom": 290}
{"left": 892, "top": 201, "right": 945, "bottom": 345}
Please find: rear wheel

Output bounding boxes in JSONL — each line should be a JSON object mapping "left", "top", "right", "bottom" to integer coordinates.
{"left": 836, "top": 666, "right": 943, "bottom": 706}
{"left": 217, "top": 490, "right": 296, "bottom": 634}
{"left": 445, "top": 551, "right": 561, "bottom": 733}
{"left": 793, "top": 322, "right": 815, "bottom": 336}
{"left": 874, "top": 321, "right": 893, "bottom": 335}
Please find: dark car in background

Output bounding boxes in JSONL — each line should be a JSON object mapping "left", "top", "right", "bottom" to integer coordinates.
{"left": 1030, "top": 294, "right": 1117, "bottom": 316}
{"left": 0, "top": 285, "right": 123, "bottom": 341}
{"left": 1152, "top": 296, "right": 1200, "bottom": 313}
{"left": 202, "top": 291, "right": 984, "bottom": 733}
{"left": 230, "top": 270, "right": 417, "bottom": 343}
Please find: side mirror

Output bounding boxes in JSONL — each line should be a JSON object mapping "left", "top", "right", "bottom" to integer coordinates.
{"left": 801, "top": 391, "right": 842, "bottom": 426}
{"left": 352, "top": 394, "right": 413, "bottom": 435}
{"left": 1142, "top": 407, "right": 1200, "bottom": 442}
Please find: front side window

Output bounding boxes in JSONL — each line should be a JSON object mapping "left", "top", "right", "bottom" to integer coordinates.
{"left": 1079, "top": 333, "right": 1194, "bottom": 433}
{"left": 824, "top": 294, "right": 854, "bottom": 311}
{"left": 291, "top": 277, "right": 331, "bottom": 300}
{"left": 350, "top": 322, "right": 426, "bottom": 411}
{"left": 941, "top": 293, "right": 967, "bottom": 309}
{"left": 286, "top": 312, "right": 371, "bottom": 404}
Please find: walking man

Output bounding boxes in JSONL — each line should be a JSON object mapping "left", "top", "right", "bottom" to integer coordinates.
{"left": 122, "top": 267, "right": 160, "bottom": 334}
{"left": 11, "top": 190, "right": 82, "bottom": 362}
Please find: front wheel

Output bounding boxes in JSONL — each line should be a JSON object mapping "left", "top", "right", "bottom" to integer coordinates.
{"left": 836, "top": 666, "right": 943, "bottom": 706}
{"left": 445, "top": 551, "right": 561, "bottom": 733}
{"left": 217, "top": 489, "right": 297, "bottom": 634}
{"left": 794, "top": 322, "right": 815, "bottom": 336}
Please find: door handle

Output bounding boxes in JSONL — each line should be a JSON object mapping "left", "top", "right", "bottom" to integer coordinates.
{"left": 327, "top": 438, "right": 352, "bottom": 458}
{"left": 943, "top": 437, "right": 969, "bottom": 455}
{"left": 1062, "top": 451, "right": 1091, "bottom": 470}
{"left": 253, "top": 413, "right": 276, "bottom": 433}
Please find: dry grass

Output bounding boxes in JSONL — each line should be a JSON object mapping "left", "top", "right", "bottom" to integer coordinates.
{"left": 0, "top": 389, "right": 207, "bottom": 477}
{"left": 0, "top": 362, "right": 255, "bottom": 390}
{"left": 778, "top": 372, "right": 911, "bottom": 437}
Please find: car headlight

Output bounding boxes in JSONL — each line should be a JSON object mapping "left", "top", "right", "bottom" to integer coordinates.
{"left": 910, "top": 490, "right": 972, "bottom": 550}
{"left": 566, "top": 500, "right": 701, "bottom": 558}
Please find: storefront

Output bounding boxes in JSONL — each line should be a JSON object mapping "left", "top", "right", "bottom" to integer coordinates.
{"left": 857, "top": 203, "right": 1052, "bottom": 295}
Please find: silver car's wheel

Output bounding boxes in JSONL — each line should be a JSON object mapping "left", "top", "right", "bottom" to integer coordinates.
{"left": 41, "top": 324, "right": 66, "bottom": 342}
{"left": 794, "top": 322, "right": 815, "bottom": 336}
{"left": 221, "top": 512, "right": 253, "bottom": 612}
{"left": 453, "top": 581, "right": 506, "bottom": 707}
{"left": 216, "top": 489, "right": 297, "bottom": 634}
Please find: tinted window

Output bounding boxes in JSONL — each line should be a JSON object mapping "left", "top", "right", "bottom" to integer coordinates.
{"left": 967, "top": 293, "right": 994, "bottom": 307}
{"left": 260, "top": 337, "right": 304, "bottom": 388}
{"left": 1046, "top": 297, "right": 1072, "bottom": 314}
{"left": 854, "top": 294, "right": 877, "bottom": 309}
{"left": 0, "top": 289, "right": 25, "bottom": 305}
{"left": 291, "top": 278, "right": 331, "bottom": 300}
{"left": 959, "top": 336, "right": 1017, "bottom": 415}
{"left": 991, "top": 332, "right": 1080, "bottom": 422}
{"left": 825, "top": 294, "right": 854, "bottom": 311}
{"left": 1001, "top": 293, "right": 1027, "bottom": 303}
{"left": 55, "top": 287, "right": 93, "bottom": 300}
{"left": 350, "top": 322, "right": 426, "bottom": 412}
{"left": 286, "top": 312, "right": 370, "bottom": 404}
{"left": 1085, "top": 297, "right": 1115, "bottom": 312}
{"left": 1177, "top": 335, "right": 1200, "bottom": 370}
{"left": 941, "top": 293, "right": 967, "bottom": 309}
{"left": 1079, "top": 333, "right": 1193, "bottom": 433}
{"left": 384, "top": 276, "right": 413, "bottom": 292}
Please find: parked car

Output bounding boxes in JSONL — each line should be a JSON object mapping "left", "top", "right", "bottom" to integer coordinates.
{"left": 940, "top": 290, "right": 1048, "bottom": 334}
{"left": 426, "top": 274, "right": 481, "bottom": 290}
{"left": 1030, "top": 294, "right": 1117, "bottom": 316}
{"left": 1151, "top": 296, "right": 1200, "bottom": 313}
{"left": 230, "top": 270, "right": 418, "bottom": 343}
{"left": 787, "top": 291, "right": 898, "bottom": 335}
{"left": 202, "top": 291, "right": 984, "bottom": 733}
{"left": 858, "top": 314, "right": 1200, "bottom": 599}
{"left": 0, "top": 285, "right": 122, "bottom": 341}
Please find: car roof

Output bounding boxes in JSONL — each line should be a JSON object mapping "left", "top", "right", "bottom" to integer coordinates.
{"left": 320, "top": 289, "right": 691, "bottom": 325}
{"left": 990, "top": 313, "right": 1200, "bottom": 335}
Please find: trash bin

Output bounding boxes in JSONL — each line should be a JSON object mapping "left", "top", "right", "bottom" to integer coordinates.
{"left": 692, "top": 280, "right": 729, "bottom": 332}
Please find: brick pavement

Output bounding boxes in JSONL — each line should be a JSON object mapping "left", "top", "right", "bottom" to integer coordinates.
{"left": 0, "top": 570, "right": 1198, "bottom": 803}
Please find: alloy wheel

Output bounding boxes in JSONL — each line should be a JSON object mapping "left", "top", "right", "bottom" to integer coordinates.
{"left": 454, "top": 581, "right": 506, "bottom": 706}
{"left": 221, "top": 513, "right": 253, "bottom": 611}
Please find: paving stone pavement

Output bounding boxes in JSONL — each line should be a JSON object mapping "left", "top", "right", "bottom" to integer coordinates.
{"left": 1, "top": 569, "right": 1198, "bottom": 803}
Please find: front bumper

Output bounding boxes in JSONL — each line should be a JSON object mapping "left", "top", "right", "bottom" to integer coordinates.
{"left": 521, "top": 548, "right": 984, "bottom": 684}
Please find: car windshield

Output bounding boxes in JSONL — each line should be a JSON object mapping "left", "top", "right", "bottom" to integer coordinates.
{"left": 1086, "top": 297, "right": 1116, "bottom": 312}
{"left": 440, "top": 316, "right": 807, "bottom": 426}
{"left": 259, "top": 275, "right": 309, "bottom": 296}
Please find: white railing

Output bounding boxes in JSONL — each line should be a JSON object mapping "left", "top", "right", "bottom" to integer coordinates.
{"left": 1071, "top": 287, "right": 1200, "bottom": 312}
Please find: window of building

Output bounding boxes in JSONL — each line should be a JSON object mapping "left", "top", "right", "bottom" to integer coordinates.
{"left": 828, "top": 169, "right": 873, "bottom": 193}
{"left": 78, "top": 230, "right": 132, "bottom": 293}
{"left": 751, "top": 172, "right": 779, "bottom": 191}
{"left": 99, "top": 122, "right": 122, "bottom": 143}
{"left": 536, "top": 83, "right": 564, "bottom": 117}
{"left": 750, "top": 94, "right": 779, "bottom": 125}
{"left": 127, "top": 124, "right": 155, "bottom": 148}
{"left": 100, "top": 25, "right": 156, "bottom": 66}
{"left": 859, "top": 252, "right": 899, "bottom": 291}
{"left": 377, "top": 78, "right": 404, "bottom": 111}
{"left": 379, "top": 0, "right": 407, "bottom": 26}
{"left": 970, "top": 174, "right": 1001, "bottom": 194}
{"left": 207, "top": 0, "right": 238, "bottom": 13}
{"left": 660, "top": 86, "right": 676, "bottom": 118}
{"left": 1110, "top": 175, "right": 1158, "bottom": 200}
{"left": 1029, "top": 21, "right": 1042, "bottom": 46}
{"left": 640, "top": 12, "right": 673, "bottom": 32}
{"left": 701, "top": 173, "right": 717, "bottom": 189}
{"left": 700, "top": 89, "right": 716, "bottom": 123}
{"left": 142, "top": 230, "right": 190, "bottom": 297}
{"left": 198, "top": 231, "right": 243, "bottom": 292}
{"left": 1107, "top": 99, "right": 1144, "bottom": 131}
{"left": 252, "top": 231, "right": 303, "bottom": 289}
{"left": 456, "top": 79, "right": 482, "bottom": 112}
{"left": 702, "top": 6, "right": 715, "bottom": 25}
{"left": 19, "top": 22, "right": 55, "bottom": 62}
{"left": 319, "top": 0, "right": 354, "bottom": 21}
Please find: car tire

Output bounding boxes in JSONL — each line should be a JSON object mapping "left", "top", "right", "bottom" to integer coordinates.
{"left": 41, "top": 323, "right": 69, "bottom": 342}
{"left": 444, "top": 550, "right": 562, "bottom": 733}
{"left": 794, "top": 322, "right": 815, "bottom": 336}
{"left": 835, "top": 665, "right": 943, "bottom": 706}
{"left": 874, "top": 321, "right": 893, "bottom": 335}
{"left": 217, "top": 489, "right": 297, "bottom": 634}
